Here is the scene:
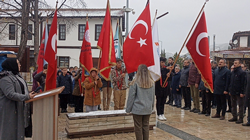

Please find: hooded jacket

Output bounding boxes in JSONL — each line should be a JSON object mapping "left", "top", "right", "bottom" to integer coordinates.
{"left": 83, "top": 68, "right": 103, "bottom": 106}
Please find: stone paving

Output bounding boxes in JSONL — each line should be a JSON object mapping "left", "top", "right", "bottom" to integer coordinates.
{"left": 25, "top": 90, "right": 250, "bottom": 140}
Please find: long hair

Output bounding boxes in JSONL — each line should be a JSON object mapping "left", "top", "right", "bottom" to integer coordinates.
{"left": 131, "top": 64, "right": 154, "bottom": 88}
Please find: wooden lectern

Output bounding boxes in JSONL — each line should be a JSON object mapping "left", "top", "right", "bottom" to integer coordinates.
{"left": 26, "top": 86, "right": 65, "bottom": 140}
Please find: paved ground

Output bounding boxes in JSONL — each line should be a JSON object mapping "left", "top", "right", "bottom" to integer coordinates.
{"left": 26, "top": 90, "right": 250, "bottom": 140}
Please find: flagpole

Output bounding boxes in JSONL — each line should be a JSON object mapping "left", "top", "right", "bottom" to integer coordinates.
{"left": 162, "top": 1, "right": 208, "bottom": 87}
{"left": 152, "top": 10, "right": 158, "bottom": 27}
{"left": 156, "top": 12, "right": 169, "bottom": 20}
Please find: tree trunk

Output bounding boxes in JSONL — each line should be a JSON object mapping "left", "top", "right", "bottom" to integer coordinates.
{"left": 17, "top": 0, "right": 30, "bottom": 62}
{"left": 33, "top": 0, "right": 39, "bottom": 67}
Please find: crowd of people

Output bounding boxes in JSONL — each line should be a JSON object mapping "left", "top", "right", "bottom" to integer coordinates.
{"left": 2, "top": 56, "right": 250, "bottom": 140}
{"left": 156, "top": 56, "right": 250, "bottom": 127}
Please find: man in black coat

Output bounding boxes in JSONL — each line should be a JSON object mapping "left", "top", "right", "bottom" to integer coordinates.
{"left": 243, "top": 71, "right": 250, "bottom": 126}
{"left": 211, "top": 59, "right": 231, "bottom": 120}
{"left": 155, "top": 57, "right": 170, "bottom": 121}
{"left": 34, "top": 64, "right": 48, "bottom": 91}
{"left": 179, "top": 59, "right": 191, "bottom": 110}
{"left": 166, "top": 57, "right": 175, "bottom": 105}
{"left": 228, "top": 59, "right": 246, "bottom": 124}
{"left": 57, "top": 67, "right": 73, "bottom": 113}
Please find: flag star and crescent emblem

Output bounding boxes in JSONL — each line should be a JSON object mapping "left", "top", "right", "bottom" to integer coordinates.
{"left": 196, "top": 32, "right": 208, "bottom": 57}
{"left": 123, "top": 2, "right": 154, "bottom": 73}
{"left": 186, "top": 11, "right": 213, "bottom": 92}
{"left": 128, "top": 20, "right": 149, "bottom": 47}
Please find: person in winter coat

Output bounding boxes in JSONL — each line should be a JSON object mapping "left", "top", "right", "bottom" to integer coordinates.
{"left": 34, "top": 64, "right": 48, "bottom": 91}
{"left": 166, "top": 57, "right": 176, "bottom": 105}
{"left": 228, "top": 59, "right": 246, "bottom": 124}
{"left": 188, "top": 59, "right": 201, "bottom": 113}
{"left": 57, "top": 67, "right": 73, "bottom": 113}
{"left": 72, "top": 69, "right": 84, "bottom": 112}
{"left": 179, "top": 59, "right": 191, "bottom": 110}
{"left": 155, "top": 57, "right": 169, "bottom": 121}
{"left": 101, "top": 75, "right": 112, "bottom": 110}
{"left": 111, "top": 58, "right": 127, "bottom": 110}
{"left": 83, "top": 68, "right": 103, "bottom": 112}
{"left": 243, "top": 71, "right": 250, "bottom": 126}
{"left": 0, "top": 58, "right": 36, "bottom": 140}
{"left": 211, "top": 59, "right": 231, "bottom": 120}
{"left": 171, "top": 66, "right": 181, "bottom": 108}
{"left": 126, "top": 64, "right": 155, "bottom": 140}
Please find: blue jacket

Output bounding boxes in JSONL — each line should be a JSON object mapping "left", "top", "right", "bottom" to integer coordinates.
{"left": 214, "top": 67, "right": 231, "bottom": 94}
{"left": 171, "top": 72, "right": 181, "bottom": 94}
{"left": 57, "top": 74, "right": 72, "bottom": 94}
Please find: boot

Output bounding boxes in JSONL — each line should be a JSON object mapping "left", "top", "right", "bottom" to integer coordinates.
{"left": 236, "top": 119, "right": 243, "bottom": 124}
{"left": 228, "top": 117, "right": 238, "bottom": 122}
{"left": 220, "top": 116, "right": 225, "bottom": 120}
{"left": 211, "top": 114, "right": 220, "bottom": 118}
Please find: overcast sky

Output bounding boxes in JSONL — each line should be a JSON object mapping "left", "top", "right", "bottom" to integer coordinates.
{"left": 48, "top": 0, "right": 250, "bottom": 54}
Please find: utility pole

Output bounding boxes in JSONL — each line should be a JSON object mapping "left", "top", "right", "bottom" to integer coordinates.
{"left": 125, "top": 0, "right": 129, "bottom": 37}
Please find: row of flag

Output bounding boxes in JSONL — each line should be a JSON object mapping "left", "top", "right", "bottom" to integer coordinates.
{"left": 38, "top": 0, "right": 213, "bottom": 92}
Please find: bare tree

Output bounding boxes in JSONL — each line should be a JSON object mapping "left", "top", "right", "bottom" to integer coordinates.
{"left": 0, "top": 0, "right": 86, "bottom": 65}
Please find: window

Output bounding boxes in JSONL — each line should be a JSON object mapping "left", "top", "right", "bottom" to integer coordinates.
{"left": 47, "top": 24, "right": 51, "bottom": 33}
{"left": 9, "top": 24, "right": 15, "bottom": 40}
{"left": 78, "top": 24, "right": 85, "bottom": 41}
{"left": 59, "top": 56, "right": 69, "bottom": 68}
{"left": 95, "top": 24, "right": 102, "bottom": 41}
{"left": 59, "top": 24, "right": 66, "bottom": 40}
{"left": 28, "top": 24, "right": 32, "bottom": 40}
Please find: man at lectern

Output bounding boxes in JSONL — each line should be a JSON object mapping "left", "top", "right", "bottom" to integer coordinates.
{"left": 0, "top": 58, "right": 36, "bottom": 140}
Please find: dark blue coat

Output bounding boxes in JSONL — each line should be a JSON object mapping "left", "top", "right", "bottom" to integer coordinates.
{"left": 214, "top": 67, "right": 231, "bottom": 94}
{"left": 171, "top": 72, "right": 181, "bottom": 94}
{"left": 57, "top": 74, "right": 72, "bottom": 94}
{"left": 179, "top": 65, "right": 189, "bottom": 87}
{"left": 229, "top": 66, "right": 246, "bottom": 95}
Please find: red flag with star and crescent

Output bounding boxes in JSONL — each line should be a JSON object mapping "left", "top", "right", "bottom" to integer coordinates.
{"left": 44, "top": 9, "right": 57, "bottom": 91}
{"left": 123, "top": 2, "right": 154, "bottom": 73}
{"left": 186, "top": 11, "right": 213, "bottom": 92}
{"left": 80, "top": 19, "right": 93, "bottom": 82}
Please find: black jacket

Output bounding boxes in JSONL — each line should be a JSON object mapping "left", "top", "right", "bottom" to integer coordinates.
{"left": 34, "top": 71, "right": 46, "bottom": 91}
{"left": 179, "top": 65, "right": 190, "bottom": 87}
{"left": 166, "top": 63, "right": 175, "bottom": 82}
{"left": 244, "top": 72, "right": 250, "bottom": 106}
{"left": 101, "top": 76, "right": 111, "bottom": 88}
{"left": 155, "top": 67, "right": 169, "bottom": 97}
{"left": 57, "top": 74, "right": 72, "bottom": 94}
{"left": 213, "top": 67, "right": 231, "bottom": 94}
{"left": 229, "top": 66, "right": 246, "bottom": 95}
{"left": 171, "top": 72, "right": 181, "bottom": 94}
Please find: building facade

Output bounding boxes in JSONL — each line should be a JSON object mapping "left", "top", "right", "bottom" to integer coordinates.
{"left": 0, "top": 8, "right": 125, "bottom": 71}
{"left": 211, "top": 31, "right": 250, "bottom": 68}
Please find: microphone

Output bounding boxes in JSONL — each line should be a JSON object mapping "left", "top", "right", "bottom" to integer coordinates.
{"left": 34, "top": 86, "right": 42, "bottom": 93}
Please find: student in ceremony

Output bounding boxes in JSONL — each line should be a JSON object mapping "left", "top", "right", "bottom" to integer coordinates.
{"left": 34, "top": 64, "right": 48, "bottom": 91}
{"left": 101, "top": 75, "right": 112, "bottom": 110}
{"left": 111, "top": 58, "right": 127, "bottom": 110}
{"left": 57, "top": 67, "right": 73, "bottom": 113}
{"left": 83, "top": 68, "right": 103, "bottom": 112}
{"left": 126, "top": 64, "right": 155, "bottom": 140}
{"left": 171, "top": 66, "right": 182, "bottom": 108}
{"left": 72, "top": 69, "right": 84, "bottom": 112}
{"left": 155, "top": 57, "right": 169, "bottom": 121}
{"left": 0, "top": 58, "right": 36, "bottom": 140}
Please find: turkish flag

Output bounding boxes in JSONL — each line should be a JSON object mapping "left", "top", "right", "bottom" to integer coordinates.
{"left": 123, "top": 3, "right": 154, "bottom": 73}
{"left": 97, "top": 0, "right": 116, "bottom": 80}
{"left": 37, "top": 26, "right": 46, "bottom": 73}
{"left": 80, "top": 20, "right": 93, "bottom": 82}
{"left": 186, "top": 12, "right": 213, "bottom": 91}
{"left": 44, "top": 9, "right": 57, "bottom": 91}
